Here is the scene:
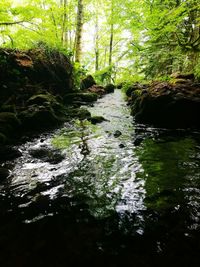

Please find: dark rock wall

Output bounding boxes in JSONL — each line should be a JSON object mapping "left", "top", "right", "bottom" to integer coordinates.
{"left": 0, "top": 48, "right": 74, "bottom": 106}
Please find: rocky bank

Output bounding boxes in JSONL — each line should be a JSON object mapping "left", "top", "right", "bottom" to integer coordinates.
{"left": 127, "top": 74, "right": 200, "bottom": 129}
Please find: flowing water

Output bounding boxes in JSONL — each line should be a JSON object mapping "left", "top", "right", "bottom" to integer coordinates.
{"left": 0, "top": 90, "right": 200, "bottom": 266}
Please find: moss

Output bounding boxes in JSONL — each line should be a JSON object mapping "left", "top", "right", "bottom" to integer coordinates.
{"left": 105, "top": 83, "right": 115, "bottom": 93}
{"left": 64, "top": 93, "right": 98, "bottom": 104}
{"left": 19, "top": 105, "right": 61, "bottom": 130}
{"left": 0, "top": 112, "right": 20, "bottom": 128}
{"left": 27, "top": 93, "right": 59, "bottom": 106}
{"left": 0, "top": 104, "right": 16, "bottom": 113}
{"left": 80, "top": 75, "right": 96, "bottom": 90}
{"left": 66, "top": 107, "right": 91, "bottom": 120}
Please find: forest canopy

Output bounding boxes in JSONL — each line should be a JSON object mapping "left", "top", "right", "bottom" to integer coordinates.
{"left": 0, "top": 0, "right": 200, "bottom": 82}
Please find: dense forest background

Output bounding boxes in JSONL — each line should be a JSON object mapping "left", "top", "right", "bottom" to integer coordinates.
{"left": 0, "top": 0, "right": 200, "bottom": 83}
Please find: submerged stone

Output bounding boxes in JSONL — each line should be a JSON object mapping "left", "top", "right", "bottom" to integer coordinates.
{"left": 29, "top": 147, "right": 65, "bottom": 164}
{"left": 119, "top": 143, "right": 125, "bottom": 148}
{"left": 88, "top": 116, "right": 106, "bottom": 124}
{"left": 114, "top": 130, "right": 122, "bottom": 137}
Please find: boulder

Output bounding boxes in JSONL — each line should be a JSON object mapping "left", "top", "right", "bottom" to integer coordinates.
{"left": 130, "top": 81, "right": 200, "bottom": 128}
{"left": 0, "top": 47, "right": 74, "bottom": 105}
{"left": 64, "top": 93, "right": 98, "bottom": 105}
{"left": 0, "top": 112, "right": 20, "bottom": 128}
{"left": 105, "top": 83, "right": 115, "bottom": 93}
{"left": 88, "top": 116, "right": 106, "bottom": 124}
{"left": 29, "top": 147, "right": 65, "bottom": 164}
{"left": 0, "top": 112, "right": 21, "bottom": 136}
{"left": 126, "top": 83, "right": 148, "bottom": 97}
{"left": 27, "top": 93, "right": 59, "bottom": 106}
{"left": 114, "top": 130, "right": 122, "bottom": 137}
{"left": 87, "top": 85, "right": 105, "bottom": 96}
{"left": 80, "top": 75, "right": 96, "bottom": 90}
{"left": 66, "top": 108, "right": 91, "bottom": 120}
{"left": 19, "top": 105, "right": 61, "bottom": 130}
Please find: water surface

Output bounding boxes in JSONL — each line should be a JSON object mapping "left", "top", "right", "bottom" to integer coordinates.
{"left": 0, "top": 90, "right": 200, "bottom": 266}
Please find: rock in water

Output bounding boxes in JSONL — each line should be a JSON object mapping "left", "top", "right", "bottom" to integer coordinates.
{"left": 29, "top": 147, "right": 65, "bottom": 164}
{"left": 105, "top": 84, "right": 115, "bottom": 93}
{"left": 114, "top": 130, "right": 122, "bottom": 137}
{"left": 89, "top": 116, "right": 106, "bottom": 124}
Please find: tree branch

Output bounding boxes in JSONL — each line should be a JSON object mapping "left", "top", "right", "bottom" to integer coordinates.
{"left": 0, "top": 20, "right": 26, "bottom": 26}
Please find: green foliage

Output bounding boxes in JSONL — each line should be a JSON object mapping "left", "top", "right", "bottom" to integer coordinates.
{"left": 93, "top": 66, "right": 112, "bottom": 85}
{"left": 73, "top": 62, "right": 88, "bottom": 89}
{"left": 0, "top": 0, "right": 199, "bottom": 81}
{"left": 52, "top": 119, "right": 99, "bottom": 149}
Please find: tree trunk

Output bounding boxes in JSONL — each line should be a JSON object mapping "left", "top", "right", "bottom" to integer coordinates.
{"left": 108, "top": 0, "right": 114, "bottom": 82}
{"left": 50, "top": 8, "right": 58, "bottom": 40}
{"left": 109, "top": 23, "right": 114, "bottom": 67}
{"left": 61, "top": 0, "right": 68, "bottom": 45}
{"left": 94, "top": 10, "right": 99, "bottom": 71}
{"left": 75, "top": 0, "right": 84, "bottom": 63}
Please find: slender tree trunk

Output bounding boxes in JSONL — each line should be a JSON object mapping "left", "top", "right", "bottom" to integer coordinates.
{"left": 109, "top": 23, "right": 114, "bottom": 67}
{"left": 50, "top": 8, "right": 58, "bottom": 39}
{"left": 75, "top": 0, "right": 84, "bottom": 63}
{"left": 104, "top": 48, "right": 107, "bottom": 68}
{"left": 94, "top": 9, "right": 99, "bottom": 71}
{"left": 108, "top": 0, "right": 114, "bottom": 82}
{"left": 61, "top": 0, "right": 68, "bottom": 45}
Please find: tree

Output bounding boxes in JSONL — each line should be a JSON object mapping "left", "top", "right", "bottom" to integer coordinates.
{"left": 74, "top": 0, "right": 84, "bottom": 63}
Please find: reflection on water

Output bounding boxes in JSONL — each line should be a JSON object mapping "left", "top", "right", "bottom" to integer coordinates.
{"left": 0, "top": 90, "right": 200, "bottom": 266}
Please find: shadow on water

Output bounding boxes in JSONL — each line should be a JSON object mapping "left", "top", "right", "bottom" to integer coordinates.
{"left": 0, "top": 90, "right": 200, "bottom": 266}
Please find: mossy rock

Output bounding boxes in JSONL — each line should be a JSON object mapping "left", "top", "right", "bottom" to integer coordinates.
{"left": 0, "top": 112, "right": 21, "bottom": 128}
{"left": 80, "top": 75, "right": 96, "bottom": 90}
{"left": 29, "top": 147, "right": 65, "bottom": 164}
{"left": 0, "top": 112, "right": 21, "bottom": 136}
{"left": 66, "top": 107, "right": 91, "bottom": 120}
{"left": 105, "top": 83, "right": 115, "bottom": 93}
{"left": 0, "top": 104, "right": 16, "bottom": 113}
{"left": 27, "top": 93, "right": 67, "bottom": 118}
{"left": 19, "top": 105, "right": 62, "bottom": 130}
{"left": 64, "top": 93, "right": 98, "bottom": 104}
{"left": 27, "top": 93, "right": 59, "bottom": 106}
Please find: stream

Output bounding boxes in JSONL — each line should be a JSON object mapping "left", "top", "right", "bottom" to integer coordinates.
{"left": 0, "top": 89, "right": 200, "bottom": 266}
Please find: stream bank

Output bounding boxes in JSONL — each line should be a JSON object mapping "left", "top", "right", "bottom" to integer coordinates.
{"left": 0, "top": 48, "right": 109, "bottom": 147}
{"left": 127, "top": 74, "right": 200, "bottom": 128}
{"left": 0, "top": 89, "right": 200, "bottom": 266}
